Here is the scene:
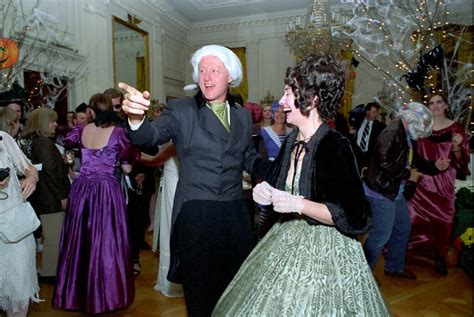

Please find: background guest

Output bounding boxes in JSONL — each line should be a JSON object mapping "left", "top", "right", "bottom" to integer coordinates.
{"left": 0, "top": 89, "right": 27, "bottom": 138}
{"left": 66, "top": 111, "right": 75, "bottom": 128}
{"left": 53, "top": 93, "right": 136, "bottom": 314}
{"left": 74, "top": 103, "right": 90, "bottom": 126}
{"left": 363, "top": 102, "right": 450, "bottom": 281}
{"left": 408, "top": 93, "right": 470, "bottom": 276}
{"left": 259, "top": 102, "right": 292, "bottom": 161}
{"left": 104, "top": 88, "right": 127, "bottom": 126}
{"left": 141, "top": 142, "right": 184, "bottom": 297}
{"left": 22, "top": 107, "right": 70, "bottom": 282}
{"left": 260, "top": 103, "right": 273, "bottom": 127}
{"left": 350, "top": 102, "right": 386, "bottom": 173}
{"left": 0, "top": 111, "right": 40, "bottom": 317}
{"left": 254, "top": 102, "right": 292, "bottom": 239}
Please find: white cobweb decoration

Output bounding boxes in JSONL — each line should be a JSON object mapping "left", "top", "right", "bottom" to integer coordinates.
{"left": 332, "top": 1, "right": 419, "bottom": 61}
{"left": 333, "top": 0, "right": 472, "bottom": 128}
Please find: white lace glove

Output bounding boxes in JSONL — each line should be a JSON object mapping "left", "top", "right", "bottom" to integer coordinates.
{"left": 252, "top": 181, "right": 273, "bottom": 205}
{"left": 271, "top": 188, "right": 304, "bottom": 214}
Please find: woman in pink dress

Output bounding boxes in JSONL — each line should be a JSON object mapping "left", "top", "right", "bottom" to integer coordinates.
{"left": 408, "top": 93, "right": 470, "bottom": 276}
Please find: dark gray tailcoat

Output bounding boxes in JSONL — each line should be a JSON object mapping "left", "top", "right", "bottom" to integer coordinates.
{"left": 127, "top": 92, "right": 268, "bottom": 283}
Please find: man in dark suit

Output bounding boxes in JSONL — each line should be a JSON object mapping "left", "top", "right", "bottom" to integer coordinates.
{"left": 120, "top": 45, "right": 269, "bottom": 316}
{"left": 350, "top": 102, "right": 386, "bottom": 173}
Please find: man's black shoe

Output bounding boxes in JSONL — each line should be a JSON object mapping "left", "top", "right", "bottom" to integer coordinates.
{"left": 140, "top": 241, "right": 151, "bottom": 250}
{"left": 436, "top": 256, "right": 448, "bottom": 276}
{"left": 384, "top": 269, "right": 417, "bottom": 280}
{"left": 38, "top": 275, "right": 56, "bottom": 284}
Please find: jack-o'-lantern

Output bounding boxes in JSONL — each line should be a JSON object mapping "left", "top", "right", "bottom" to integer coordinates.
{"left": 0, "top": 38, "right": 19, "bottom": 69}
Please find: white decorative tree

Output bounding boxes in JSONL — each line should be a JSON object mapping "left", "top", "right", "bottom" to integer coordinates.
{"left": 0, "top": 0, "right": 87, "bottom": 108}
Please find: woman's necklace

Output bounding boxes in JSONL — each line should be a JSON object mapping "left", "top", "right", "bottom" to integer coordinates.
{"left": 296, "top": 131, "right": 315, "bottom": 143}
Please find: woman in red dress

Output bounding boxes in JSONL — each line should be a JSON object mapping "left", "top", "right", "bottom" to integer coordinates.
{"left": 408, "top": 93, "right": 470, "bottom": 276}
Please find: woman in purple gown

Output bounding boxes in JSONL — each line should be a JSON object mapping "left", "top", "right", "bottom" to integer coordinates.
{"left": 53, "top": 93, "right": 136, "bottom": 314}
{"left": 408, "top": 93, "right": 470, "bottom": 276}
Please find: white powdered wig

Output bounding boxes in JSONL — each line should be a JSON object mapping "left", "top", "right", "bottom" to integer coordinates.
{"left": 189, "top": 45, "right": 243, "bottom": 88}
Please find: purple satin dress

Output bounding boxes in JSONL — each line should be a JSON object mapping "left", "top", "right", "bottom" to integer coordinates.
{"left": 408, "top": 122, "right": 470, "bottom": 259}
{"left": 53, "top": 126, "right": 135, "bottom": 314}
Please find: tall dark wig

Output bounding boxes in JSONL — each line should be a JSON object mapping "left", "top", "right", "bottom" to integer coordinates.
{"left": 284, "top": 54, "right": 345, "bottom": 120}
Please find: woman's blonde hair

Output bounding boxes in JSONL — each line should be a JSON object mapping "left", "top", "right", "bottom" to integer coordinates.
{"left": 23, "top": 107, "right": 58, "bottom": 138}
{"left": 0, "top": 107, "right": 17, "bottom": 134}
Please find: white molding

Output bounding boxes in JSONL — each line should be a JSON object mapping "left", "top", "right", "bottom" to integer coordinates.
{"left": 115, "top": 34, "right": 144, "bottom": 41}
{"left": 21, "top": 36, "right": 85, "bottom": 62}
{"left": 187, "top": 0, "right": 265, "bottom": 10}
{"left": 190, "top": 9, "right": 305, "bottom": 32}
{"left": 153, "top": 25, "right": 165, "bottom": 42}
{"left": 82, "top": 0, "right": 110, "bottom": 18}
{"left": 145, "top": 0, "right": 191, "bottom": 31}
{"left": 111, "top": 0, "right": 157, "bottom": 30}
{"left": 163, "top": 31, "right": 187, "bottom": 45}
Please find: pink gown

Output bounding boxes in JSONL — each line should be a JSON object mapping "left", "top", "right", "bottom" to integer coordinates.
{"left": 408, "top": 121, "right": 470, "bottom": 258}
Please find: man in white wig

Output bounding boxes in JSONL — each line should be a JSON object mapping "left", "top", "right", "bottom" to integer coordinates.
{"left": 120, "top": 45, "right": 269, "bottom": 316}
{"left": 363, "top": 102, "right": 450, "bottom": 282}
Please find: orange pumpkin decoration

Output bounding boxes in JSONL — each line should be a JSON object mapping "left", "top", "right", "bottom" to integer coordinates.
{"left": 0, "top": 38, "right": 19, "bottom": 69}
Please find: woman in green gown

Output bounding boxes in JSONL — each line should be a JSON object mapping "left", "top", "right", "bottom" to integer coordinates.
{"left": 213, "top": 54, "right": 389, "bottom": 316}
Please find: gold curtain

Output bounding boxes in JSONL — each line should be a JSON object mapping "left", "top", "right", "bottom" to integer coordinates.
{"left": 136, "top": 56, "right": 146, "bottom": 92}
{"left": 455, "top": 30, "right": 472, "bottom": 83}
{"left": 229, "top": 47, "right": 248, "bottom": 103}
{"left": 340, "top": 47, "right": 355, "bottom": 117}
{"left": 438, "top": 25, "right": 473, "bottom": 85}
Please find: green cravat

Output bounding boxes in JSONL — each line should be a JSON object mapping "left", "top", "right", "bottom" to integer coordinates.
{"left": 210, "top": 102, "right": 230, "bottom": 132}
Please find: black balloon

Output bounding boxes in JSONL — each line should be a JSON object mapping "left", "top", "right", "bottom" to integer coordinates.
{"left": 351, "top": 57, "right": 360, "bottom": 67}
{"left": 402, "top": 71, "right": 426, "bottom": 92}
{"left": 423, "top": 45, "right": 444, "bottom": 67}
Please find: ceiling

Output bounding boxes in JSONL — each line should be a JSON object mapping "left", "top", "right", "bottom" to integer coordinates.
{"left": 165, "top": 0, "right": 322, "bottom": 23}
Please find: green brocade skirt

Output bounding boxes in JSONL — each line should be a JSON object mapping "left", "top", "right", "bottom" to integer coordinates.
{"left": 213, "top": 218, "right": 390, "bottom": 316}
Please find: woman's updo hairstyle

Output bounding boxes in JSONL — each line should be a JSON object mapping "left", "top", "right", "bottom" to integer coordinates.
{"left": 285, "top": 54, "right": 345, "bottom": 120}
{"left": 89, "top": 93, "right": 115, "bottom": 128}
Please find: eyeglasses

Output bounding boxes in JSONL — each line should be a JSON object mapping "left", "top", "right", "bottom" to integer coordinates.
{"left": 113, "top": 104, "right": 122, "bottom": 110}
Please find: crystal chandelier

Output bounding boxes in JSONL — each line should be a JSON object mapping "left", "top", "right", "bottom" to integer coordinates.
{"left": 284, "top": 0, "right": 348, "bottom": 59}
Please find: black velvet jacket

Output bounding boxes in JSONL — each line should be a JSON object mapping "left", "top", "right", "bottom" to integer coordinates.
{"left": 261, "top": 123, "right": 371, "bottom": 238}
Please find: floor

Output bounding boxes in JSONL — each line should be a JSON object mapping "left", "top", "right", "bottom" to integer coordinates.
{"left": 26, "top": 234, "right": 473, "bottom": 317}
